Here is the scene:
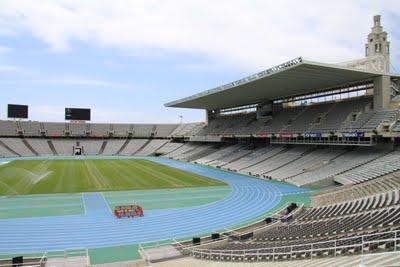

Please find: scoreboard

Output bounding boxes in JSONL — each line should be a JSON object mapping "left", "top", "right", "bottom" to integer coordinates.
{"left": 8, "top": 104, "right": 28, "bottom": 119}
{"left": 65, "top": 108, "right": 91, "bottom": 121}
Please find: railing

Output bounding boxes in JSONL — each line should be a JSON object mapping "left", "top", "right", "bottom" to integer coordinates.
{"left": 185, "top": 230, "right": 400, "bottom": 262}
{"left": 0, "top": 248, "right": 89, "bottom": 267}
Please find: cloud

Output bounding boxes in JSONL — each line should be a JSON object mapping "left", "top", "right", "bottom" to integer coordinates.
{"left": 0, "top": 65, "right": 23, "bottom": 73}
{"left": 0, "top": 0, "right": 398, "bottom": 71}
{"left": 0, "top": 45, "right": 11, "bottom": 54}
{"left": 0, "top": 76, "right": 135, "bottom": 89}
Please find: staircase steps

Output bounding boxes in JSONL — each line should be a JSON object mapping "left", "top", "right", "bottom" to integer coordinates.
{"left": 47, "top": 140, "right": 58, "bottom": 156}
{"left": 22, "top": 139, "right": 39, "bottom": 156}
{"left": 133, "top": 139, "right": 152, "bottom": 156}
{"left": 0, "top": 140, "right": 20, "bottom": 157}
{"left": 99, "top": 140, "right": 108, "bottom": 154}
{"left": 116, "top": 139, "right": 131, "bottom": 155}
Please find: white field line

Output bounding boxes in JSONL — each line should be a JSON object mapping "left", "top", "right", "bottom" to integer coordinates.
{"left": 82, "top": 193, "right": 87, "bottom": 215}
{"left": 100, "top": 192, "right": 112, "bottom": 214}
{"left": 32, "top": 171, "right": 52, "bottom": 185}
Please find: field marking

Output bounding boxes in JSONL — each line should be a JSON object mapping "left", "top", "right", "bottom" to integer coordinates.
{"left": 100, "top": 192, "right": 112, "bottom": 214}
{"left": 82, "top": 193, "right": 87, "bottom": 215}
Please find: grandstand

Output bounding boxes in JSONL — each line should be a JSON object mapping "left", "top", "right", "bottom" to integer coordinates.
{"left": 0, "top": 14, "right": 400, "bottom": 266}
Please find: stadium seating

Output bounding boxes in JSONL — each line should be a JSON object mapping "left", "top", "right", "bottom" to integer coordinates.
{"left": 241, "top": 146, "right": 310, "bottom": 177}
{"left": 154, "top": 124, "right": 179, "bottom": 137}
{"left": 79, "top": 140, "right": 103, "bottom": 155}
{"left": 312, "top": 171, "right": 400, "bottom": 206}
{"left": 169, "top": 123, "right": 204, "bottom": 137}
{"left": 334, "top": 150, "right": 400, "bottom": 185}
{"left": 0, "top": 121, "right": 18, "bottom": 136}
{"left": 118, "top": 139, "right": 148, "bottom": 155}
{"left": 194, "top": 144, "right": 246, "bottom": 165}
{"left": 20, "top": 121, "right": 41, "bottom": 136}
{"left": 101, "top": 139, "right": 126, "bottom": 155}
{"left": 90, "top": 123, "right": 111, "bottom": 137}
{"left": 190, "top": 187, "right": 400, "bottom": 263}
{"left": 0, "top": 138, "right": 35, "bottom": 157}
{"left": 223, "top": 146, "right": 283, "bottom": 171}
{"left": 286, "top": 147, "right": 389, "bottom": 186}
{"left": 26, "top": 139, "right": 53, "bottom": 156}
{"left": 135, "top": 139, "right": 169, "bottom": 156}
{"left": 156, "top": 142, "right": 184, "bottom": 155}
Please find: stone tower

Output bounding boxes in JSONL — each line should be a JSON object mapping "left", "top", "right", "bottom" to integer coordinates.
{"left": 365, "top": 15, "right": 390, "bottom": 73}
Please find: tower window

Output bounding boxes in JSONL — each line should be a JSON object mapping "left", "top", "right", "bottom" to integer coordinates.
{"left": 375, "top": 43, "right": 381, "bottom": 52}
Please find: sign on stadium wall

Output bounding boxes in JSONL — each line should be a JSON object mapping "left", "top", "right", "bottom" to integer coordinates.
{"left": 304, "top": 132, "right": 322, "bottom": 138}
{"left": 279, "top": 133, "right": 293, "bottom": 138}
{"left": 256, "top": 132, "right": 268, "bottom": 137}
{"left": 342, "top": 132, "right": 365, "bottom": 138}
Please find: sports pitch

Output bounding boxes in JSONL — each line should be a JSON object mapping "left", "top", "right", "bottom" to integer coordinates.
{"left": 0, "top": 159, "right": 225, "bottom": 195}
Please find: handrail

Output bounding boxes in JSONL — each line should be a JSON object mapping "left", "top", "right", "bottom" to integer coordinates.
{"left": 186, "top": 229, "right": 399, "bottom": 259}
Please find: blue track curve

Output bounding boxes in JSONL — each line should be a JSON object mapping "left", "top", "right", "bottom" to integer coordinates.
{"left": 0, "top": 157, "right": 308, "bottom": 253}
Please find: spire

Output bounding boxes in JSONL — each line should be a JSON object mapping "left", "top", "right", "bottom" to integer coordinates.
{"left": 365, "top": 15, "right": 390, "bottom": 72}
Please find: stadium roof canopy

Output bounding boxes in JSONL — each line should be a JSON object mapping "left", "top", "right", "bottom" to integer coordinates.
{"left": 165, "top": 57, "right": 400, "bottom": 110}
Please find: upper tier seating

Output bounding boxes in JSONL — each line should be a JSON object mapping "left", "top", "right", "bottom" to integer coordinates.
{"left": 195, "top": 97, "right": 380, "bottom": 136}
{"left": 133, "top": 124, "right": 154, "bottom": 138}
{"left": 20, "top": 121, "right": 41, "bottom": 136}
{"left": 154, "top": 124, "right": 179, "bottom": 137}
{"left": 112, "top": 124, "right": 131, "bottom": 137}
{"left": 91, "top": 124, "right": 110, "bottom": 137}
{"left": 0, "top": 121, "right": 180, "bottom": 138}
{"left": 357, "top": 109, "right": 398, "bottom": 132}
{"left": 43, "top": 123, "right": 66, "bottom": 136}
{"left": 169, "top": 123, "right": 204, "bottom": 136}
{"left": 0, "top": 121, "right": 18, "bottom": 136}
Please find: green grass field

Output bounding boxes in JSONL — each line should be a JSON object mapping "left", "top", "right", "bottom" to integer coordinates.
{"left": 0, "top": 159, "right": 225, "bottom": 195}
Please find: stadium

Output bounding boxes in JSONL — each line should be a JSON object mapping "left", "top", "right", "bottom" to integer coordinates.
{"left": 1, "top": 11, "right": 400, "bottom": 267}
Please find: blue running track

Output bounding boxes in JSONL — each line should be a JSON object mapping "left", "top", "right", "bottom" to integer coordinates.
{"left": 0, "top": 157, "right": 309, "bottom": 253}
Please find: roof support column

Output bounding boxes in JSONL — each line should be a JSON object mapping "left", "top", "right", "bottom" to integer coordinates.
{"left": 373, "top": 75, "right": 391, "bottom": 110}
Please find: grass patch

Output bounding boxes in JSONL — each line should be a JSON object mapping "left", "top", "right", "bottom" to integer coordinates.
{"left": 89, "top": 244, "right": 140, "bottom": 264}
{"left": 0, "top": 159, "right": 225, "bottom": 195}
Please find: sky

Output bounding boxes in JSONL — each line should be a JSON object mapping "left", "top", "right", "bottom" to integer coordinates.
{"left": 0, "top": 0, "right": 399, "bottom": 123}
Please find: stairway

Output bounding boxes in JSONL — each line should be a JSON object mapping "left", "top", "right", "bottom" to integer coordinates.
{"left": 116, "top": 139, "right": 131, "bottom": 155}
{"left": 133, "top": 139, "right": 151, "bottom": 155}
{"left": 47, "top": 140, "right": 58, "bottom": 156}
{"left": 22, "top": 139, "right": 39, "bottom": 156}
{"left": 0, "top": 140, "right": 20, "bottom": 157}
{"left": 99, "top": 140, "right": 108, "bottom": 154}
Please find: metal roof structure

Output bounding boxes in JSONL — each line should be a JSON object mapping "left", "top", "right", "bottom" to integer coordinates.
{"left": 165, "top": 57, "right": 399, "bottom": 110}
